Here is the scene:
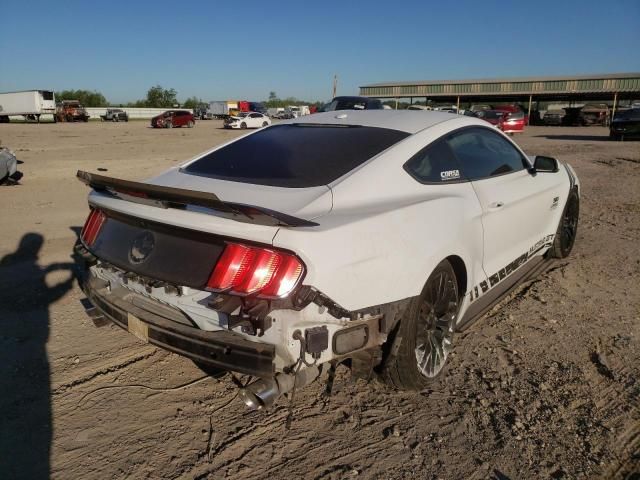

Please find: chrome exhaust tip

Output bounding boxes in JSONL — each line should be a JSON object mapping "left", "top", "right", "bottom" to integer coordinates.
{"left": 238, "top": 379, "right": 280, "bottom": 411}
{"left": 238, "top": 366, "right": 321, "bottom": 410}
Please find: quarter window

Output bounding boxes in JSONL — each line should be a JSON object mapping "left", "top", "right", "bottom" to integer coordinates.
{"left": 404, "top": 139, "right": 462, "bottom": 183}
{"left": 447, "top": 128, "right": 525, "bottom": 180}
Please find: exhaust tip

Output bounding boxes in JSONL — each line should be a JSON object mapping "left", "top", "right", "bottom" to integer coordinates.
{"left": 238, "top": 388, "right": 265, "bottom": 411}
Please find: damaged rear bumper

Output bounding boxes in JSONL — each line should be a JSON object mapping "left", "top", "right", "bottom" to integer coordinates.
{"left": 79, "top": 267, "right": 276, "bottom": 378}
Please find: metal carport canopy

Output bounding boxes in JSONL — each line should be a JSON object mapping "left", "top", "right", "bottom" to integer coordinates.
{"left": 359, "top": 73, "right": 640, "bottom": 101}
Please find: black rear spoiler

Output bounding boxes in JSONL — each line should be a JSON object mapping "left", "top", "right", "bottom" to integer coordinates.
{"left": 76, "top": 170, "right": 318, "bottom": 228}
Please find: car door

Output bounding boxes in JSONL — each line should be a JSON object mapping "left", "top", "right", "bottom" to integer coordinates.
{"left": 248, "top": 113, "right": 260, "bottom": 128}
{"left": 446, "top": 127, "right": 565, "bottom": 281}
{"left": 403, "top": 136, "right": 487, "bottom": 303}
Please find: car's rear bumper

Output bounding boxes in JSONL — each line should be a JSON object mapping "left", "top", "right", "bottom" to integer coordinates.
{"left": 78, "top": 259, "right": 276, "bottom": 378}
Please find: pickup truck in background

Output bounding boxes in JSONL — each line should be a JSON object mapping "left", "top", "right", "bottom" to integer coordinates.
{"left": 100, "top": 108, "right": 129, "bottom": 122}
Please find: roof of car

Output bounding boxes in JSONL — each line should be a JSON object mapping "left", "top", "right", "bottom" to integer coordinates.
{"left": 281, "top": 110, "right": 480, "bottom": 134}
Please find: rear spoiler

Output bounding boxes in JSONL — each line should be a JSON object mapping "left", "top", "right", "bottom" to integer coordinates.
{"left": 76, "top": 170, "right": 318, "bottom": 228}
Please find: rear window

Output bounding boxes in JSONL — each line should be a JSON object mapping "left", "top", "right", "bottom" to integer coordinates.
{"left": 183, "top": 124, "right": 409, "bottom": 187}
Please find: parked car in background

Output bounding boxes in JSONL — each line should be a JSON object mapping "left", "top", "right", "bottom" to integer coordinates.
{"left": 610, "top": 108, "right": 640, "bottom": 140}
{"left": 224, "top": 112, "right": 271, "bottom": 129}
{"left": 562, "top": 105, "right": 609, "bottom": 126}
{"left": 500, "top": 111, "right": 526, "bottom": 134}
{"left": 56, "top": 100, "right": 90, "bottom": 122}
{"left": 320, "top": 96, "right": 383, "bottom": 111}
{"left": 193, "top": 103, "right": 213, "bottom": 120}
{"left": 543, "top": 109, "right": 565, "bottom": 126}
{"left": 561, "top": 107, "right": 583, "bottom": 126}
{"left": 151, "top": 110, "right": 195, "bottom": 128}
{"left": 470, "top": 104, "right": 492, "bottom": 112}
{"left": 477, "top": 109, "right": 505, "bottom": 128}
{"left": 407, "top": 105, "right": 432, "bottom": 111}
{"left": 100, "top": 108, "right": 129, "bottom": 122}
{"left": 494, "top": 105, "right": 528, "bottom": 125}
{"left": 275, "top": 111, "right": 295, "bottom": 119}
{"left": 580, "top": 104, "right": 609, "bottom": 126}
{"left": 0, "top": 146, "right": 21, "bottom": 184}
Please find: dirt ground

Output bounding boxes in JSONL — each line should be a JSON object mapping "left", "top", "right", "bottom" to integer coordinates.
{"left": 0, "top": 120, "right": 638, "bottom": 480}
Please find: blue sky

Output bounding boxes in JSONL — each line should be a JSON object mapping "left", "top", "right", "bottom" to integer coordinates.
{"left": 1, "top": 0, "right": 639, "bottom": 104}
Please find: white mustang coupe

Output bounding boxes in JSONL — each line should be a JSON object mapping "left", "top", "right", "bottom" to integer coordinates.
{"left": 75, "top": 110, "right": 579, "bottom": 409}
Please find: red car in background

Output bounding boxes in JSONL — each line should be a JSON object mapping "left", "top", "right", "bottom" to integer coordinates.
{"left": 477, "top": 109, "right": 525, "bottom": 134}
{"left": 499, "top": 110, "right": 526, "bottom": 134}
{"left": 151, "top": 110, "right": 195, "bottom": 128}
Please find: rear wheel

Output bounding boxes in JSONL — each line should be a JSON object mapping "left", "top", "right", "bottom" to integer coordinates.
{"left": 188, "top": 120, "right": 194, "bottom": 128}
{"left": 262, "top": 121, "right": 268, "bottom": 127}
{"left": 382, "top": 259, "right": 460, "bottom": 390}
{"left": 548, "top": 189, "right": 579, "bottom": 259}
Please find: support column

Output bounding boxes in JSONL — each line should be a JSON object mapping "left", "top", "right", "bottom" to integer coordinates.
{"left": 527, "top": 94, "right": 533, "bottom": 125}
{"left": 611, "top": 92, "right": 618, "bottom": 126}
{"left": 456, "top": 96, "right": 460, "bottom": 113}
{"left": 395, "top": 98, "right": 398, "bottom": 110}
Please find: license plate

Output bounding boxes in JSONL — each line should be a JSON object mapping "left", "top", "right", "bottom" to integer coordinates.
{"left": 128, "top": 313, "right": 149, "bottom": 343}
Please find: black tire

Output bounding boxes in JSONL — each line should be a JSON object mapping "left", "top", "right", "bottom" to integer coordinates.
{"left": 112, "top": 116, "right": 118, "bottom": 122}
{"left": 240, "top": 122, "right": 247, "bottom": 129}
{"left": 165, "top": 121, "right": 173, "bottom": 129}
{"left": 262, "top": 121, "right": 268, "bottom": 127}
{"left": 548, "top": 189, "right": 579, "bottom": 259}
{"left": 381, "top": 259, "right": 461, "bottom": 390}
{"left": 187, "top": 120, "right": 194, "bottom": 128}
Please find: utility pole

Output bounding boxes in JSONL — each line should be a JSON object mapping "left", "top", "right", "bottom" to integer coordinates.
{"left": 332, "top": 74, "right": 337, "bottom": 98}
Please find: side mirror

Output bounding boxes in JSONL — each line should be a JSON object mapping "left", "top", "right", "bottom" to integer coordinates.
{"left": 532, "top": 155, "right": 559, "bottom": 173}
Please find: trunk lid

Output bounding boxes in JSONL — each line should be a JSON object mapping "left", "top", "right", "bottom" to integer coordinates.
{"left": 83, "top": 168, "right": 331, "bottom": 251}
{"left": 149, "top": 167, "right": 332, "bottom": 221}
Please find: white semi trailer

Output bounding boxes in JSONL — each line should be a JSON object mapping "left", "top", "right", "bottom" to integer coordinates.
{"left": 0, "top": 90, "right": 56, "bottom": 122}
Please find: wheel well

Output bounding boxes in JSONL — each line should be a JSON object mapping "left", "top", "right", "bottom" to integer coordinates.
{"left": 446, "top": 255, "right": 467, "bottom": 299}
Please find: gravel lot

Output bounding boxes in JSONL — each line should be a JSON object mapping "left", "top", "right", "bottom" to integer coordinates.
{"left": 1, "top": 121, "right": 638, "bottom": 479}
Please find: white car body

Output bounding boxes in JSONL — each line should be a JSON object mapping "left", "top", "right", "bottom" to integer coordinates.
{"left": 77, "top": 111, "right": 579, "bottom": 406}
{"left": 224, "top": 112, "right": 271, "bottom": 129}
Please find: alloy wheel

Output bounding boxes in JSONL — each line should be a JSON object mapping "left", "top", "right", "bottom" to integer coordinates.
{"left": 414, "top": 269, "right": 459, "bottom": 378}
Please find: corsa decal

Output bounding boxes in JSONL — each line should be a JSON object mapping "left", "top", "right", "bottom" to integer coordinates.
{"left": 469, "top": 234, "right": 555, "bottom": 303}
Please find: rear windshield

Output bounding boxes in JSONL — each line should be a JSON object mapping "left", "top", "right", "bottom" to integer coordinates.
{"left": 182, "top": 124, "right": 409, "bottom": 187}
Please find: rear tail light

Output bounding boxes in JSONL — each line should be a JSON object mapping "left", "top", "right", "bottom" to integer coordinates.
{"left": 81, "top": 209, "right": 107, "bottom": 247}
{"left": 207, "top": 242, "right": 304, "bottom": 299}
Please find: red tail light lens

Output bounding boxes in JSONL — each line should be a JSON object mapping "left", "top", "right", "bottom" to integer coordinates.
{"left": 81, "top": 209, "right": 107, "bottom": 247}
{"left": 206, "top": 242, "right": 305, "bottom": 298}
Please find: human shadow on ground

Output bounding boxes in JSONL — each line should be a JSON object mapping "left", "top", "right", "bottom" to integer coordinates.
{"left": 0, "top": 233, "right": 75, "bottom": 479}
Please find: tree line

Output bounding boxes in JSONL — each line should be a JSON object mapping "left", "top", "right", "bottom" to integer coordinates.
{"left": 55, "top": 87, "right": 326, "bottom": 109}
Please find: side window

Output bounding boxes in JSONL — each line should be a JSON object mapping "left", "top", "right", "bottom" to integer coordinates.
{"left": 404, "top": 138, "right": 463, "bottom": 183}
{"left": 250, "top": 113, "right": 260, "bottom": 118}
{"left": 447, "top": 128, "right": 525, "bottom": 180}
